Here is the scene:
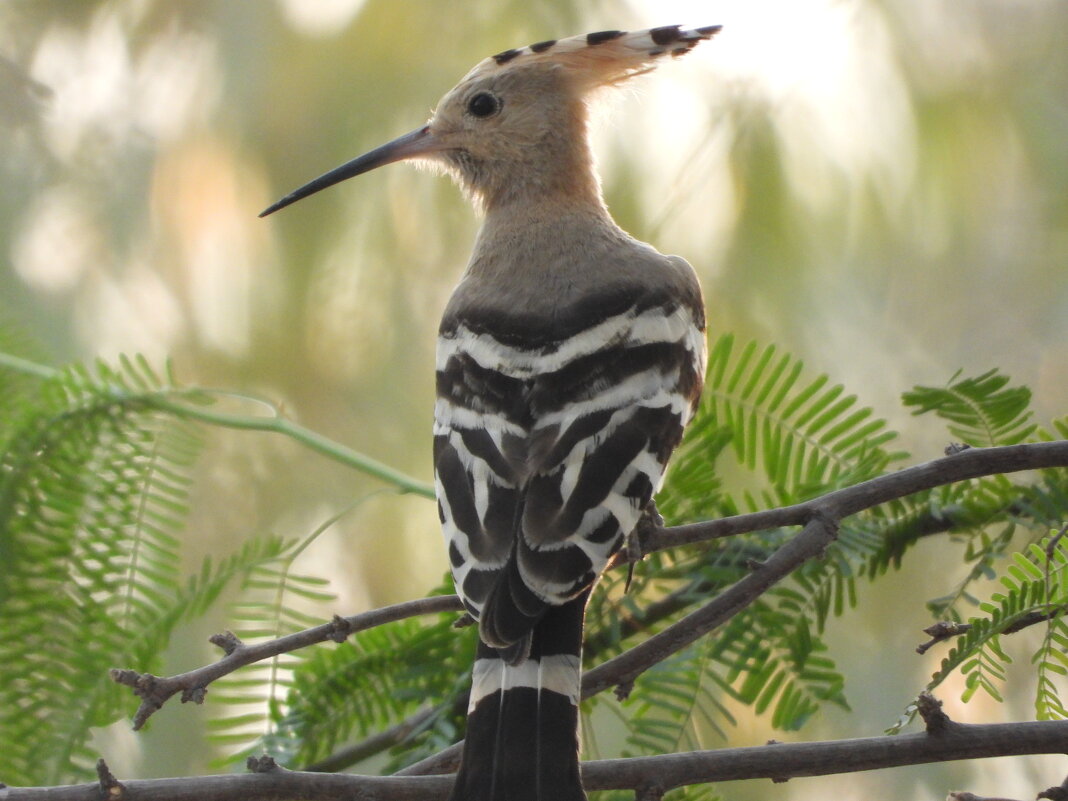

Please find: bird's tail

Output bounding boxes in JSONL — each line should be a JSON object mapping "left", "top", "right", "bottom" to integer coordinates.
{"left": 448, "top": 592, "right": 589, "bottom": 801}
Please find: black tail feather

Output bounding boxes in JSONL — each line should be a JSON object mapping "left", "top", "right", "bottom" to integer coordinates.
{"left": 448, "top": 593, "right": 589, "bottom": 801}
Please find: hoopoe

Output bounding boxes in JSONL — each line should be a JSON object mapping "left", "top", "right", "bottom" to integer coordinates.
{"left": 262, "top": 24, "right": 718, "bottom": 801}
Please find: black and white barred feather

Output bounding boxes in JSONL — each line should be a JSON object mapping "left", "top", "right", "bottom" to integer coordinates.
{"left": 435, "top": 288, "right": 705, "bottom": 646}
{"left": 436, "top": 269, "right": 705, "bottom": 800}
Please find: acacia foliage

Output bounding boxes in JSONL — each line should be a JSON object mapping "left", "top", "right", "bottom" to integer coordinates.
{"left": 0, "top": 336, "right": 1065, "bottom": 795}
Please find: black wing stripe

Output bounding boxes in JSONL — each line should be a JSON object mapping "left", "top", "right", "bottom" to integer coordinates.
{"left": 562, "top": 409, "right": 661, "bottom": 511}
{"left": 530, "top": 340, "right": 691, "bottom": 414}
{"left": 439, "top": 352, "right": 530, "bottom": 423}
{"left": 436, "top": 299, "right": 705, "bottom": 637}
{"left": 583, "top": 511, "right": 624, "bottom": 544}
{"left": 462, "top": 566, "right": 500, "bottom": 607}
{"left": 459, "top": 427, "right": 516, "bottom": 484}
{"left": 436, "top": 439, "right": 510, "bottom": 565}
{"left": 516, "top": 539, "right": 595, "bottom": 593}
{"left": 483, "top": 482, "right": 520, "bottom": 546}
{"left": 540, "top": 408, "right": 615, "bottom": 467}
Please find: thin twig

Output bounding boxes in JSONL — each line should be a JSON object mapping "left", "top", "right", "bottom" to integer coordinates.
{"left": 304, "top": 706, "right": 439, "bottom": 773}
{"left": 94, "top": 759, "right": 124, "bottom": 801}
{"left": 110, "top": 596, "right": 462, "bottom": 729}
{"left": 917, "top": 607, "right": 1068, "bottom": 655}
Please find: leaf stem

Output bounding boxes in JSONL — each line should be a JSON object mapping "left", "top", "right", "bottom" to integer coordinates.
{"left": 0, "top": 351, "right": 435, "bottom": 499}
{"left": 149, "top": 393, "right": 434, "bottom": 498}
{"left": 0, "top": 351, "right": 58, "bottom": 379}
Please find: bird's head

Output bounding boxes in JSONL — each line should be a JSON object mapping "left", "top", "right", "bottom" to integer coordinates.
{"left": 260, "top": 25, "right": 720, "bottom": 217}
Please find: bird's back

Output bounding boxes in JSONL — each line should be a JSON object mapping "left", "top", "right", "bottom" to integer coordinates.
{"left": 435, "top": 207, "right": 705, "bottom": 636}
{"left": 435, "top": 207, "right": 705, "bottom": 800}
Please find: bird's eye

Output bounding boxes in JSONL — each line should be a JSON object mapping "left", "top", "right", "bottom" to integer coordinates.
{"left": 467, "top": 92, "right": 501, "bottom": 119}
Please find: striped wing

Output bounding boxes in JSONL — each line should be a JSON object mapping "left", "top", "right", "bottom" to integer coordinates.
{"left": 434, "top": 291, "right": 705, "bottom": 657}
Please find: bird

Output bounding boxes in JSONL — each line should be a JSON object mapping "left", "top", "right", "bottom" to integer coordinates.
{"left": 261, "top": 24, "right": 717, "bottom": 801}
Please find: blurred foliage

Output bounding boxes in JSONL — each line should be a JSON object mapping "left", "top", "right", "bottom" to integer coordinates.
{"left": 0, "top": 353, "right": 202, "bottom": 784}
{"left": 259, "top": 580, "right": 476, "bottom": 772}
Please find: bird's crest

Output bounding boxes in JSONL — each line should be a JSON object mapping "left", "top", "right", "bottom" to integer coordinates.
{"left": 258, "top": 24, "right": 721, "bottom": 216}
{"left": 462, "top": 25, "right": 721, "bottom": 90}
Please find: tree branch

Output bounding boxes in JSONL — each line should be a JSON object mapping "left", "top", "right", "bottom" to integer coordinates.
{"left": 109, "top": 596, "right": 462, "bottom": 729}
{"left": 590, "top": 442, "right": 1068, "bottom": 700}
{"left": 588, "top": 497, "right": 981, "bottom": 659}
{"left": 107, "top": 441, "right": 1068, "bottom": 770}
{"left": 582, "top": 718, "right": 1068, "bottom": 795}
{"left": 398, "top": 442, "right": 1068, "bottom": 776}
{"left": 5, "top": 717, "right": 1068, "bottom": 801}
{"left": 644, "top": 441, "right": 1068, "bottom": 553}
{"left": 586, "top": 512, "right": 839, "bottom": 698}
{"left": 303, "top": 706, "right": 440, "bottom": 773}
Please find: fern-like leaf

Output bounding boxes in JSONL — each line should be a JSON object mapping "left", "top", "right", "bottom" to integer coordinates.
{"left": 711, "top": 595, "right": 848, "bottom": 731}
{"left": 209, "top": 521, "right": 343, "bottom": 765}
{"left": 699, "top": 334, "right": 904, "bottom": 507}
{"left": 621, "top": 641, "right": 736, "bottom": 756}
{"left": 1033, "top": 535, "right": 1068, "bottom": 720}
{"left": 903, "top": 368, "right": 1035, "bottom": 446}
{"left": 923, "top": 534, "right": 1067, "bottom": 713}
{"left": 871, "top": 369, "right": 1053, "bottom": 613}
{"left": 263, "top": 578, "right": 474, "bottom": 771}
{"left": 0, "top": 356, "right": 200, "bottom": 783}
{"left": 0, "top": 354, "right": 313, "bottom": 784}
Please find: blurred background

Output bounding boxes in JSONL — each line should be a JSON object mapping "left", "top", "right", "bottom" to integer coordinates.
{"left": 1, "top": 0, "right": 1066, "bottom": 798}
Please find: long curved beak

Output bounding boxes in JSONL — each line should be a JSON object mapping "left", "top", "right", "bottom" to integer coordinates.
{"left": 259, "top": 125, "right": 438, "bottom": 217}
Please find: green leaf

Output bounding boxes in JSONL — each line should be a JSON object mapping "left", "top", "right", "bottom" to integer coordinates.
{"left": 903, "top": 369, "right": 1035, "bottom": 446}
{"left": 0, "top": 354, "right": 203, "bottom": 784}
